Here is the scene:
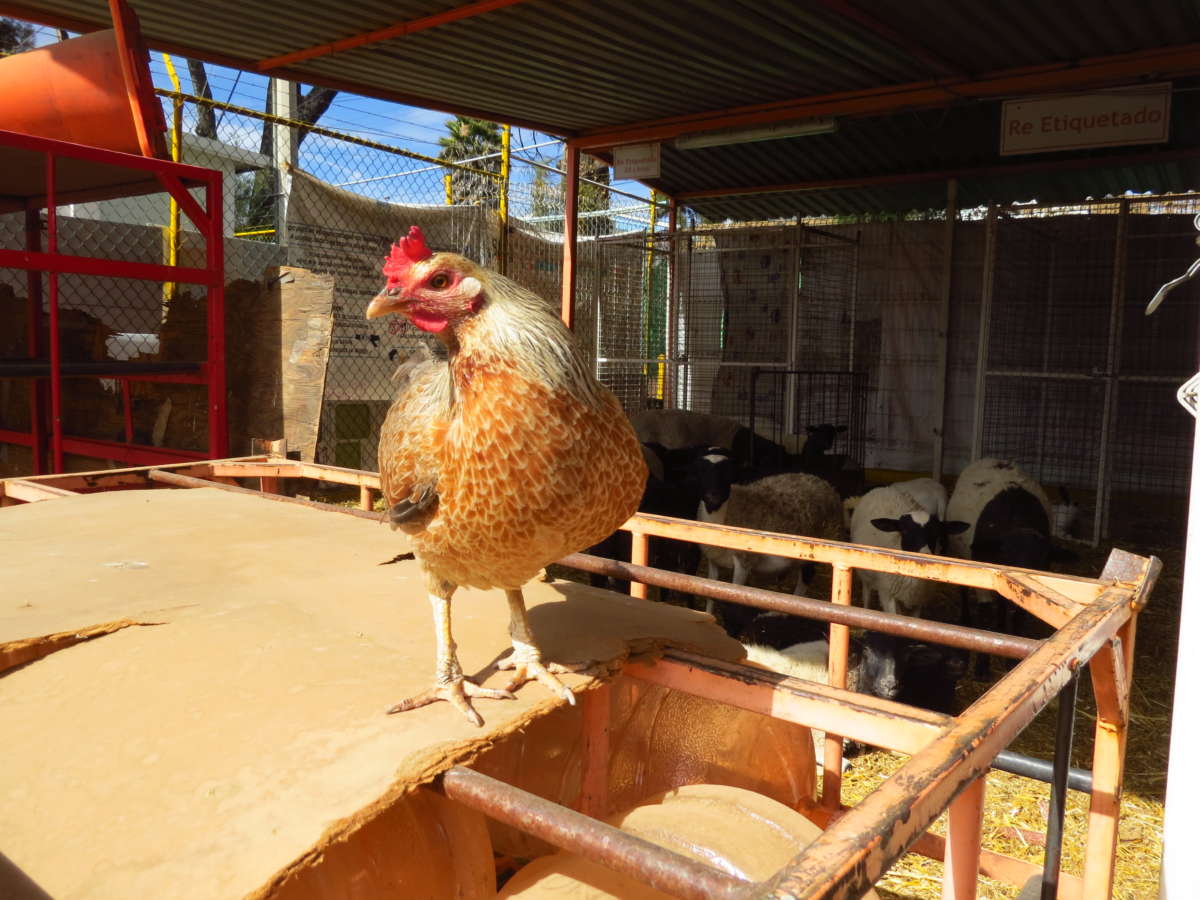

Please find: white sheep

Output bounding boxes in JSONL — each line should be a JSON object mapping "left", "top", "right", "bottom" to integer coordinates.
{"left": 849, "top": 485, "right": 965, "bottom": 617}
{"left": 892, "top": 476, "right": 948, "bottom": 521}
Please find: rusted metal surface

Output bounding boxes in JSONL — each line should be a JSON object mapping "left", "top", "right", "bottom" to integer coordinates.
{"left": 758, "top": 590, "right": 1131, "bottom": 899}
{"left": 995, "top": 571, "right": 1083, "bottom": 629}
{"left": 146, "top": 469, "right": 381, "bottom": 522}
{"left": 626, "top": 652, "right": 949, "bottom": 755}
{"left": 1083, "top": 618, "right": 1138, "bottom": 898}
{"left": 629, "top": 531, "right": 650, "bottom": 601}
{"left": 942, "top": 777, "right": 985, "bottom": 900}
{"left": 438, "top": 766, "right": 750, "bottom": 900}
{"left": 823, "top": 564, "right": 853, "bottom": 806}
{"left": 561, "top": 552, "right": 1040, "bottom": 659}
{"left": 621, "top": 512, "right": 1100, "bottom": 593}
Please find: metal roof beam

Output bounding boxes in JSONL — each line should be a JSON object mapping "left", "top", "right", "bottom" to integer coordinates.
{"left": 809, "top": 0, "right": 966, "bottom": 78}
{"left": 574, "top": 42, "right": 1200, "bottom": 151}
{"left": 255, "top": 0, "right": 538, "bottom": 71}
{"left": 674, "top": 146, "right": 1200, "bottom": 201}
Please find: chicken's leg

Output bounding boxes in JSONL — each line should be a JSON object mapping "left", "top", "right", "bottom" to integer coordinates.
{"left": 388, "top": 577, "right": 515, "bottom": 727}
{"left": 496, "top": 587, "right": 576, "bottom": 705}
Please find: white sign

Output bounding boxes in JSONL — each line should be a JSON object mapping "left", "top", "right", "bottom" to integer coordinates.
{"left": 613, "top": 142, "right": 661, "bottom": 180}
{"left": 1001, "top": 83, "right": 1171, "bottom": 155}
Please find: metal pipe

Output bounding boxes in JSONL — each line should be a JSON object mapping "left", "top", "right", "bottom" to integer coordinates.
{"left": 991, "top": 748, "right": 1091, "bottom": 794}
{"left": 146, "top": 469, "right": 380, "bottom": 521}
{"left": 971, "top": 204, "right": 997, "bottom": 461}
{"left": 46, "top": 153, "right": 62, "bottom": 474}
{"left": 438, "top": 767, "right": 750, "bottom": 900}
{"left": 559, "top": 552, "right": 1039, "bottom": 659}
{"left": 1041, "top": 673, "right": 1080, "bottom": 900}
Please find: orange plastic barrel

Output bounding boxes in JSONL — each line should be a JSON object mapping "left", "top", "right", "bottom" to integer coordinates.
{"left": 0, "top": 16, "right": 166, "bottom": 157}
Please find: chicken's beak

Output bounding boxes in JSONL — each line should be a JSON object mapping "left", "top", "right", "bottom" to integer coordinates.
{"left": 365, "top": 289, "right": 401, "bottom": 320}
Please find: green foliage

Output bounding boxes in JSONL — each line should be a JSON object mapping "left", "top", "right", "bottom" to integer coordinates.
{"left": 438, "top": 116, "right": 502, "bottom": 208}
{"left": 0, "top": 18, "right": 34, "bottom": 55}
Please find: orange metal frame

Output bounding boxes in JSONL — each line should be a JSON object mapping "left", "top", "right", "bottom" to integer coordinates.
{"left": 0, "top": 459, "right": 1157, "bottom": 898}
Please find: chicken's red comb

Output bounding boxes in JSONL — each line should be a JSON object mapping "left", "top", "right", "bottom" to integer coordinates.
{"left": 382, "top": 226, "right": 433, "bottom": 283}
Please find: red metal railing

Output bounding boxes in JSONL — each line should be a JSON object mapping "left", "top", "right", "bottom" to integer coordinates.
{"left": 0, "top": 127, "right": 226, "bottom": 473}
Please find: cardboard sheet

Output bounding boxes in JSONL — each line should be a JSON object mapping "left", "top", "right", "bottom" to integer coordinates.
{"left": 0, "top": 488, "right": 741, "bottom": 898}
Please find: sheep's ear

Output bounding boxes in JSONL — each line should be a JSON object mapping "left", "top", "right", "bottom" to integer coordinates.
{"left": 871, "top": 517, "right": 902, "bottom": 532}
{"left": 943, "top": 520, "right": 970, "bottom": 535}
{"left": 835, "top": 425, "right": 848, "bottom": 433}
{"left": 806, "top": 425, "right": 818, "bottom": 434}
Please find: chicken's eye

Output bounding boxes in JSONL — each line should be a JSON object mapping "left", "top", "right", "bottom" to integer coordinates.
{"left": 429, "top": 272, "right": 451, "bottom": 290}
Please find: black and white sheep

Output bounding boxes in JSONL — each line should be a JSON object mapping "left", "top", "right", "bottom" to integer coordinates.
{"left": 945, "top": 458, "right": 1057, "bottom": 676}
{"left": 739, "top": 611, "right": 967, "bottom": 717}
{"left": 849, "top": 485, "right": 966, "bottom": 617}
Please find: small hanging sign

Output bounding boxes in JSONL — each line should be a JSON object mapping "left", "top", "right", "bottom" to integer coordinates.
{"left": 1000, "top": 83, "right": 1171, "bottom": 155}
{"left": 613, "top": 142, "right": 661, "bottom": 180}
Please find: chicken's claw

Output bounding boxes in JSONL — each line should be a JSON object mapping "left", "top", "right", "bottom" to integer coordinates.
{"left": 387, "top": 677, "right": 516, "bottom": 727}
{"left": 497, "top": 655, "right": 577, "bottom": 705}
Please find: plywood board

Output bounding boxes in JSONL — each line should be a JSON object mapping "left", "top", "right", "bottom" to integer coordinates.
{"left": 0, "top": 488, "right": 741, "bottom": 899}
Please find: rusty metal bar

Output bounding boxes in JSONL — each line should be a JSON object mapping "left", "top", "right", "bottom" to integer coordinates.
{"left": 759, "top": 589, "right": 1132, "bottom": 899}
{"left": 620, "top": 512, "right": 1097, "bottom": 592}
{"left": 629, "top": 531, "right": 650, "bottom": 600}
{"left": 438, "top": 767, "right": 751, "bottom": 900}
{"left": 823, "top": 564, "right": 853, "bottom": 806}
{"left": 561, "top": 552, "right": 1039, "bottom": 659}
{"left": 627, "top": 652, "right": 949, "bottom": 755}
{"left": 146, "top": 469, "right": 381, "bottom": 521}
{"left": 942, "top": 776, "right": 985, "bottom": 900}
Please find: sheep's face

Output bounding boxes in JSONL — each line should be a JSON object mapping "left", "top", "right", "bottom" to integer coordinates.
{"left": 871, "top": 511, "right": 966, "bottom": 555}
{"left": 860, "top": 633, "right": 902, "bottom": 701}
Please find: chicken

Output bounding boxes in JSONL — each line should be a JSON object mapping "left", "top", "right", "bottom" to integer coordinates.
{"left": 366, "top": 226, "right": 647, "bottom": 726}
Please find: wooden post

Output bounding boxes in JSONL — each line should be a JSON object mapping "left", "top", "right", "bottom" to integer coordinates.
{"left": 359, "top": 485, "right": 375, "bottom": 511}
{"left": 560, "top": 143, "right": 580, "bottom": 329}
{"left": 943, "top": 776, "right": 985, "bottom": 899}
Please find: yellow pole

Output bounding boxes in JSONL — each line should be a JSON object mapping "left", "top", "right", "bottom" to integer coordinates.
{"left": 161, "top": 53, "right": 183, "bottom": 310}
{"left": 444, "top": 172, "right": 453, "bottom": 205}
{"left": 498, "top": 123, "right": 511, "bottom": 275}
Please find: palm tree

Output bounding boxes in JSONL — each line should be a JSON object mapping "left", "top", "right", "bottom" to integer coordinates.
{"left": 438, "top": 116, "right": 502, "bottom": 208}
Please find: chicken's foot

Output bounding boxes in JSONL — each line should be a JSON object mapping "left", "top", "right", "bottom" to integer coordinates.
{"left": 388, "top": 588, "right": 514, "bottom": 727}
{"left": 498, "top": 588, "right": 576, "bottom": 705}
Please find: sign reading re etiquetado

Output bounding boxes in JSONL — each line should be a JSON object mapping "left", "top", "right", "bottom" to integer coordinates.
{"left": 1000, "top": 83, "right": 1171, "bottom": 156}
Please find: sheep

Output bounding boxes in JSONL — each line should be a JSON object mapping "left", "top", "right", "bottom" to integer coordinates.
{"left": 694, "top": 456, "right": 845, "bottom": 637}
{"left": 740, "top": 615, "right": 966, "bottom": 716}
{"left": 849, "top": 485, "right": 967, "bottom": 617}
{"left": 630, "top": 409, "right": 786, "bottom": 468}
{"left": 740, "top": 617, "right": 904, "bottom": 765}
{"left": 892, "top": 476, "right": 948, "bottom": 523}
{"left": 945, "top": 458, "right": 1057, "bottom": 677}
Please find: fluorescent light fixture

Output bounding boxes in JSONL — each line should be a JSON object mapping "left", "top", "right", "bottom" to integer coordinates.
{"left": 674, "top": 118, "right": 838, "bottom": 150}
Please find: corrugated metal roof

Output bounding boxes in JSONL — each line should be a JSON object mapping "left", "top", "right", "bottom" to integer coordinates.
{"left": 11, "top": 0, "right": 1200, "bottom": 217}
